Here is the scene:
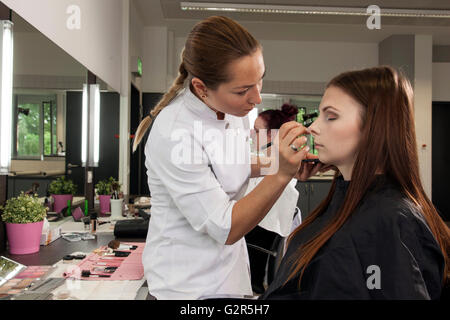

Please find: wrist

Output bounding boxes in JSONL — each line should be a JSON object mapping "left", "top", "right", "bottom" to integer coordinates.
{"left": 273, "top": 172, "right": 292, "bottom": 185}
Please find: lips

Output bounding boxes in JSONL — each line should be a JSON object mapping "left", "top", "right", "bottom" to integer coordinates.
{"left": 315, "top": 143, "right": 324, "bottom": 148}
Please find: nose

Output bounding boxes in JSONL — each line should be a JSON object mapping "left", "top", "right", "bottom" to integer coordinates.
{"left": 249, "top": 85, "right": 262, "bottom": 105}
{"left": 308, "top": 119, "right": 319, "bottom": 136}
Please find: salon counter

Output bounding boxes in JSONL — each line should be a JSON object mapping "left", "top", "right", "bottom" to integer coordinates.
{"left": 0, "top": 233, "right": 145, "bottom": 266}
{"left": 0, "top": 233, "right": 148, "bottom": 300}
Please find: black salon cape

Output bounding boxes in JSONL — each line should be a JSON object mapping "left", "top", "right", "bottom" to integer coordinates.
{"left": 262, "top": 175, "right": 445, "bottom": 300}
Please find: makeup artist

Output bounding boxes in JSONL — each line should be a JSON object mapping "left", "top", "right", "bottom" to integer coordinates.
{"left": 132, "top": 16, "right": 325, "bottom": 299}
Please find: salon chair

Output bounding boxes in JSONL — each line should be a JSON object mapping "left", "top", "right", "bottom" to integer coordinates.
{"left": 245, "top": 207, "right": 300, "bottom": 294}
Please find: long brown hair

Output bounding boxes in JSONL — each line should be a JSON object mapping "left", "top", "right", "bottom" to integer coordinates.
{"left": 286, "top": 66, "right": 450, "bottom": 288}
{"left": 132, "top": 16, "right": 261, "bottom": 151}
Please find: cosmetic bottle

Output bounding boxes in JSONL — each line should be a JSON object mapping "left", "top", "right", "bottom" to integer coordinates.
{"left": 90, "top": 211, "right": 97, "bottom": 234}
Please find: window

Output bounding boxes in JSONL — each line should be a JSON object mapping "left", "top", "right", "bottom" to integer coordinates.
{"left": 13, "top": 94, "right": 58, "bottom": 159}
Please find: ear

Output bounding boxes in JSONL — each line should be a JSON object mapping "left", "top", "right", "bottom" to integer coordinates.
{"left": 191, "top": 77, "right": 208, "bottom": 98}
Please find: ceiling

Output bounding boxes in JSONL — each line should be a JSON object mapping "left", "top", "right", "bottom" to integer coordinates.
{"left": 133, "top": 0, "right": 450, "bottom": 44}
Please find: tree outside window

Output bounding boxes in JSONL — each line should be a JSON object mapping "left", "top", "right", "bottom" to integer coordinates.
{"left": 13, "top": 94, "right": 58, "bottom": 159}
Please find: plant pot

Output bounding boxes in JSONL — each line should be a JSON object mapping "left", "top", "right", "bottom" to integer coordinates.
{"left": 6, "top": 220, "right": 44, "bottom": 255}
{"left": 110, "top": 199, "right": 123, "bottom": 219}
{"left": 52, "top": 194, "right": 73, "bottom": 214}
{"left": 99, "top": 195, "right": 111, "bottom": 215}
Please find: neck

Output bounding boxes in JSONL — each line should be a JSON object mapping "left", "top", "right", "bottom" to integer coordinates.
{"left": 337, "top": 163, "right": 384, "bottom": 181}
{"left": 338, "top": 166, "right": 352, "bottom": 181}
{"left": 191, "top": 85, "right": 225, "bottom": 120}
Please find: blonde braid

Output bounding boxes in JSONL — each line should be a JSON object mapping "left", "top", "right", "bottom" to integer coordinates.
{"left": 132, "top": 62, "right": 188, "bottom": 152}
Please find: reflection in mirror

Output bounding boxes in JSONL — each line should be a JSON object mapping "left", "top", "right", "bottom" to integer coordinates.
{"left": 8, "top": 12, "right": 120, "bottom": 203}
{"left": 11, "top": 11, "right": 86, "bottom": 175}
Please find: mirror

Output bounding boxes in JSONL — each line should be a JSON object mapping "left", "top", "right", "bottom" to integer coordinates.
{"left": 8, "top": 11, "right": 120, "bottom": 199}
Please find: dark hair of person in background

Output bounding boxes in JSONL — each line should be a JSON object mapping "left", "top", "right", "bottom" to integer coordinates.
{"left": 258, "top": 103, "right": 298, "bottom": 130}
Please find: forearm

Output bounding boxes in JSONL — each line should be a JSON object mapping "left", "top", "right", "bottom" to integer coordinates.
{"left": 225, "top": 173, "right": 290, "bottom": 245}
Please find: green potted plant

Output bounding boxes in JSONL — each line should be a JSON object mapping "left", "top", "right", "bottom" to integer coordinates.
{"left": 95, "top": 177, "right": 117, "bottom": 215}
{"left": 48, "top": 176, "right": 77, "bottom": 214}
{"left": 0, "top": 192, "right": 47, "bottom": 254}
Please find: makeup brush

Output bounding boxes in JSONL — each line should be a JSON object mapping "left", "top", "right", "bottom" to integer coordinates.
{"left": 81, "top": 270, "right": 111, "bottom": 278}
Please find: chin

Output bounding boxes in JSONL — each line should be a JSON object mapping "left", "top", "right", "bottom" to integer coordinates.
{"left": 236, "top": 110, "right": 251, "bottom": 117}
{"left": 317, "top": 154, "right": 328, "bottom": 164}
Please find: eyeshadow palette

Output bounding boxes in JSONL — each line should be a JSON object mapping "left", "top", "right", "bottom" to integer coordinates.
{"left": 15, "top": 266, "right": 53, "bottom": 279}
{"left": 0, "top": 264, "right": 56, "bottom": 298}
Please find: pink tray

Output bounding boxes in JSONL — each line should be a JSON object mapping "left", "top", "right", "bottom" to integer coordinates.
{"left": 63, "top": 242, "right": 144, "bottom": 281}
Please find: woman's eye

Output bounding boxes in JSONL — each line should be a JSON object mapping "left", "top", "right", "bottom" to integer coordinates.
{"left": 236, "top": 89, "right": 248, "bottom": 95}
{"left": 326, "top": 113, "right": 337, "bottom": 121}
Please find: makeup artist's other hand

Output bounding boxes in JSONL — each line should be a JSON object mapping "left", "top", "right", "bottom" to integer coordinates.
{"left": 295, "top": 154, "right": 336, "bottom": 181}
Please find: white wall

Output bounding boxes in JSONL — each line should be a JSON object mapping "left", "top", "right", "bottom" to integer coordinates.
{"left": 432, "top": 63, "right": 450, "bottom": 102}
{"left": 414, "top": 35, "right": 433, "bottom": 198}
{"left": 142, "top": 26, "right": 168, "bottom": 92}
{"left": 129, "top": 1, "right": 144, "bottom": 91}
{"left": 14, "top": 32, "right": 85, "bottom": 76}
{"left": 259, "top": 40, "right": 378, "bottom": 82}
{"left": 169, "top": 37, "right": 378, "bottom": 90}
{"left": 4, "top": 0, "right": 124, "bottom": 93}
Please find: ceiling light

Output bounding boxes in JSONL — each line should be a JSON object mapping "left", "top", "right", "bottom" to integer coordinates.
{"left": 180, "top": 2, "right": 450, "bottom": 18}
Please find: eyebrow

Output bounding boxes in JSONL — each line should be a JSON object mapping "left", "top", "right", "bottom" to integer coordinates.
{"left": 319, "top": 105, "right": 339, "bottom": 113}
{"left": 232, "top": 70, "right": 266, "bottom": 90}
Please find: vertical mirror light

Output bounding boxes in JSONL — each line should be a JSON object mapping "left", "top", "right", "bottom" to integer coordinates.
{"left": 0, "top": 20, "right": 13, "bottom": 174}
{"left": 92, "top": 84, "right": 100, "bottom": 166}
{"left": 81, "top": 84, "right": 88, "bottom": 166}
{"left": 81, "top": 83, "right": 100, "bottom": 167}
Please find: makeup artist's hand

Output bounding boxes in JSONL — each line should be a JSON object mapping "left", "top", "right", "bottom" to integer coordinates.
{"left": 271, "top": 121, "right": 309, "bottom": 181}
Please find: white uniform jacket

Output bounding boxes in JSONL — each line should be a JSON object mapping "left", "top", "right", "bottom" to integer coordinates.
{"left": 142, "top": 87, "right": 253, "bottom": 299}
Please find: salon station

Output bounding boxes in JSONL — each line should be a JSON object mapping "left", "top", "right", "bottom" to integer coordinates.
{"left": 0, "top": 0, "right": 449, "bottom": 301}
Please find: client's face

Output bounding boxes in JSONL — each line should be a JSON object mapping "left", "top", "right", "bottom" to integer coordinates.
{"left": 309, "top": 86, "right": 363, "bottom": 180}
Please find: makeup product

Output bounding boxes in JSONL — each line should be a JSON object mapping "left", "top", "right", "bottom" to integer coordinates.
{"left": 302, "top": 158, "right": 320, "bottom": 164}
{"left": 108, "top": 240, "right": 120, "bottom": 249}
{"left": 14, "top": 265, "right": 53, "bottom": 279}
{"left": 98, "top": 257, "right": 125, "bottom": 262}
{"left": 260, "top": 142, "right": 272, "bottom": 150}
{"left": 94, "top": 262, "right": 122, "bottom": 267}
{"left": 113, "top": 251, "right": 131, "bottom": 257}
{"left": 92, "top": 266, "right": 118, "bottom": 274}
{"left": 302, "top": 112, "right": 318, "bottom": 128}
{"left": 90, "top": 211, "right": 97, "bottom": 234}
{"left": 63, "top": 254, "right": 86, "bottom": 261}
{"left": 82, "top": 216, "right": 91, "bottom": 231}
{"left": 81, "top": 270, "right": 110, "bottom": 278}
{"left": 63, "top": 255, "right": 74, "bottom": 261}
{"left": 72, "top": 207, "right": 84, "bottom": 221}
